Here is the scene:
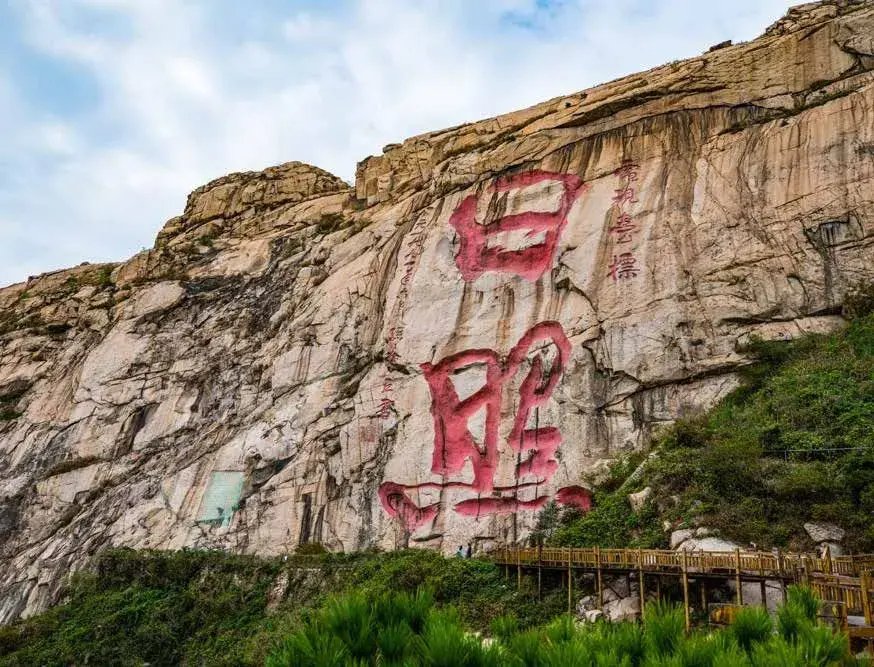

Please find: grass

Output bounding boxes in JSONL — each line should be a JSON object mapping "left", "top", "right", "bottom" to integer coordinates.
{"left": 263, "top": 584, "right": 863, "bottom": 666}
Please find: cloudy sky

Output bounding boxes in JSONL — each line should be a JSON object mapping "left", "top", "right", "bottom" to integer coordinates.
{"left": 0, "top": 0, "right": 799, "bottom": 288}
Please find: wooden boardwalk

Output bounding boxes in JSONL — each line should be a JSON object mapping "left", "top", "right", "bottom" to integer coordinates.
{"left": 490, "top": 546, "right": 874, "bottom": 643}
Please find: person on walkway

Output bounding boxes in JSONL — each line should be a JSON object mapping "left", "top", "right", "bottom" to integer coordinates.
{"left": 465, "top": 543, "right": 472, "bottom": 558}
{"left": 455, "top": 545, "right": 464, "bottom": 558}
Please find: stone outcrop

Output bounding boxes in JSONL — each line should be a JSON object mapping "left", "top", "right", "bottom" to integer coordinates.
{"left": 2, "top": 0, "right": 874, "bottom": 622}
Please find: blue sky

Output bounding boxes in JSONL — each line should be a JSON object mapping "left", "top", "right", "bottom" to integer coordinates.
{"left": 0, "top": 0, "right": 799, "bottom": 287}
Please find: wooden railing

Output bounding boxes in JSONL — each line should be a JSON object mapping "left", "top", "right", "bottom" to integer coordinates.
{"left": 810, "top": 572, "right": 874, "bottom": 627}
{"left": 492, "top": 546, "right": 874, "bottom": 580}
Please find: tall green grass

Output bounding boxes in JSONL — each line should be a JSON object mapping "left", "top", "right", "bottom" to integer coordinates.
{"left": 265, "top": 585, "right": 865, "bottom": 666}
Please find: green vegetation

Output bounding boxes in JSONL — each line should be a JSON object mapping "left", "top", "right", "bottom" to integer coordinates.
{"left": 63, "top": 264, "right": 116, "bottom": 292}
{"left": 549, "top": 303, "right": 874, "bottom": 552}
{"left": 1, "top": 550, "right": 865, "bottom": 666}
{"left": 0, "top": 547, "right": 563, "bottom": 666}
{"left": 265, "top": 584, "right": 861, "bottom": 666}
{"left": 549, "top": 454, "right": 664, "bottom": 549}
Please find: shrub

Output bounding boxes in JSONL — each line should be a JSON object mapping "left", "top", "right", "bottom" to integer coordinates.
{"left": 489, "top": 614, "right": 519, "bottom": 641}
{"left": 785, "top": 585, "right": 819, "bottom": 623}
{"left": 295, "top": 542, "right": 328, "bottom": 555}
{"left": 644, "top": 601, "right": 685, "bottom": 657}
{"left": 843, "top": 280, "right": 874, "bottom": 319}
{"left": 729, "top": 606, "right": 772, "bottom": 653}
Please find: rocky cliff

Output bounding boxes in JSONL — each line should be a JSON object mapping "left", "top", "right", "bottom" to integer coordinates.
{"left": 2, "top": 0, "right": 874, "bottom": 622}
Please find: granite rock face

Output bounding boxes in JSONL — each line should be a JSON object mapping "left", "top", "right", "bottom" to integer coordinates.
{"left": 2, "top": 0, "right": 874, "bottom": 622}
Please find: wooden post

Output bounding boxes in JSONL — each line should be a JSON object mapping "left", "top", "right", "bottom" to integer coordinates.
{"left": 537, "top": 544, "right": 543, "bottom": 600}
{"left": 595, "top": 546, "right": 603, "bottom": 609}
{"left": 760, "top": 580, "right": 768, "bottom": 609}
{"left": 681, "top": 550, "right": 691, "bottom": 632}
{"left": 656, "top": 575, "right": 662, "bottom": 602}
{"left": 700, "top": 579, "right": 707, "bottom": 616}
{"left": 638, "top": 548, "right": 646, "bottom": 612}
{"left": 735, "top": 548, "right": 744, "bottom": 606}
{"left": 567, "top": 547, "right": 573, "bottom": 613}
{"left": 861, "top": 572, "right": 872, "bottom": 627}
{"left": 516, "top": 547, "right": 522, "bottom": 591}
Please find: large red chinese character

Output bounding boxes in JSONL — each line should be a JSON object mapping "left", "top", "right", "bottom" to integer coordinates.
{"left": 379, "top": 322, "right": 579, "bottom": 530}
{"left": 449, "top": 171, "right": 586, "bottom": 282}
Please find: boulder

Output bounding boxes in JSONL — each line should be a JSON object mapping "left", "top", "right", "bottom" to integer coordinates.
{"left": 739, "top": 580, "right": 785, "bottom": 613}
{"left": 670, "top": 529, "right": 695, "bottom": 549}
{"left": 604, "top": 595, "right": 641, "bottom": 622}
{"left": 821, "top": 542, "right": 845, "bottom": 557}
{"left": 804, "top": 522, "right": 845, "bottom": 543}
{"left": 677, "top": 536, "right": 740, "bottom": 552}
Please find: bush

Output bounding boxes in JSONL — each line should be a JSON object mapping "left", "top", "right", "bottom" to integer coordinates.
{"left": 263, "top": 586, "right": 862, "bottom": 666}
{"left": 295, "top": 542, "right": 328, "bottom": 555}
{"left": 644, "top": 600, "right": 685, "bottom": 657}
{"left": 729, "top": 606, "right": 772, "bottom": 653}
{"left": 843, "top": 280, "right": 874, "bottom": 320}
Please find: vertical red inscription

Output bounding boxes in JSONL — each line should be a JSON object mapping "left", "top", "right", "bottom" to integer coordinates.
{"left": 607, "top": 160, "right": 642, "bottom": 282}
{"left": 450, "top": 171, "right": 586, "bottom": 281}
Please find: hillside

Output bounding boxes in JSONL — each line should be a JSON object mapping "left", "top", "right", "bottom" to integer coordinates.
{"left": 546, "top": 289, "right": 874, "bottom": 553}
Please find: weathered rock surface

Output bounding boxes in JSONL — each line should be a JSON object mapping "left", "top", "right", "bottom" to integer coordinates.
{"left": 628, "top": 486, "right": 652, "bottom": 512}
{"left": 2, "top": 0, "right": 874, "bottom": 622}
{"left": 577, "top": 577, "right": 644, "bottom": 622}
{"left": 804, "top": 521, "right": 847, "bottom": 543}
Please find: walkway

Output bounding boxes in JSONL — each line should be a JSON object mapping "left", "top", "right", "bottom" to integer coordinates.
{"left": 490, "top": 546, "right": 874, "bottom": 645}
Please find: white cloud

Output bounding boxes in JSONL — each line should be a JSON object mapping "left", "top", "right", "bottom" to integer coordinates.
{"left": 0, "top": 0, "right": 797, "bottom": 287}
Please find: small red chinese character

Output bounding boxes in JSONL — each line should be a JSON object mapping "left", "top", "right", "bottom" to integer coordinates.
{"left": 612, "top": 186, "right": 638, "bottom": 207}
{"left": 609, "top": 213, "right": 637, "bottom": 243}
{"left": 614, "top": 160, "right": 640, "bottom": 182}
{"left": 607, "top": 253, "right": 639, "bottom": 281}
{"left": 379, "top": 397, "right": 395, "bottom": 418}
